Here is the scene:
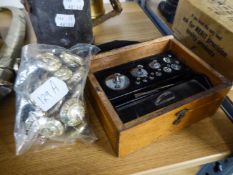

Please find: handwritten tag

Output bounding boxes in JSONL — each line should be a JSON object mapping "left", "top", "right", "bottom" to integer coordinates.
{"left": 55, "top": 14, "right": 75, "bottom": 27}
{"left": 63, "top": 0, "right": 84, "bottom": 10}
{"left": 30, "top": 77, "right": 69, "bottom": 111}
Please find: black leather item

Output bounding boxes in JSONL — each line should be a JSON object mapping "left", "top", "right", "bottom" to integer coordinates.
{"left": 26, "top": 0, "right": 93, "bottom": 48}
{"left": 98, "top": 40, "right": 139, "bottom": 53}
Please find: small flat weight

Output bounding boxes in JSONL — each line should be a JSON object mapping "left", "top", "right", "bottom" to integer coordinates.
{"left": 105, "top": 73, "right": 130, "bottom": 91}
{"left": 130, "top": 65, "right": 148, "bottom": 78}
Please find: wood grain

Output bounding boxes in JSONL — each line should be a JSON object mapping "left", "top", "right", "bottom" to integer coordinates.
{"left": 93, "top": 2, "right": 162, "bottom": 45}
{"left": 0, "top": 2, "right": 233, "bottom": 175}
{"left": 91, "top": 36, "right": 172, "bottom": 72}
{"left": 1, "top": 93, "right": 233, "bottom": 175}
{"left": 88, "top": 36, "right": 231, "bottom": 156}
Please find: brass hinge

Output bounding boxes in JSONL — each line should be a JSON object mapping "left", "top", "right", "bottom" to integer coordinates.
{"left": 173, "top": 109, "right": 190, "bottom": 125}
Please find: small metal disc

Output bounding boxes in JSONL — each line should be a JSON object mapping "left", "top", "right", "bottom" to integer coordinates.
{"left": 25, "top": 111, "right": 45, "bottom": 133}
{"left": 67, "top": 67, "right": 86, "bottom": 88}
{"left": 168, "top": 54, "right": 172, "bottom": 58}
{"left": 130, "top": 65, "right": 148, "bottom": 78}
{"left": 163, "top": 57, "right": 172, "bottom": 63}
{"left": 25, "top": 113, "right": 40, "bottom": 133}
{"left": 60, "top": 99, "right": 85, "bottom": 127}
{"left": 36, "top": 53, "right": 62, "bottom": 72}
{"left": 171, "top": 64, "right": 182, "bottom": 71}
{"left": 105, "top": 73, "right": 130, "bottom": 91}
{"left": 136, "top": 77, "right": 141, "bottom": 81}
{"left": 149, "top": 60, "right": 161, "bottom": 69}
{"left": 149, "top": 76, "right": 154, "bottom": 80}
{"left": 155, "top": 71, "right": 162, "bottom": 77}
{"left": 53, "top": 66, "right": 73, "bottom": 81}
{"left": 135, "top": 81, "right": 141, "bottom": 85}
{"left": 68, "top": 122, "right": 87, "bottom": 139}
{"left": 70, "top": 84, "right": 82, "bottom": 98}
{"left": 60, "top": 52, "right": 84, "bottom": 67}
{"left": 71, "top": 67, "right": 85, "bottom": 82}
{"left": 38, "top": 118, "right": 64, "bottom": 138}
{"left": 163, "top": 67, "right": 172, "bottom": 73}
{"left": 175, "top": 60, "right": 180, "bottom": 64}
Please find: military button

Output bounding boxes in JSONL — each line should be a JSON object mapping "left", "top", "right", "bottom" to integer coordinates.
{"left": 60, "top": 99, "right": 85, "bottom": 127}
{"left": 60, "top": 52, "right": 84, "bottom": 67}
{"left": 54, "top": 66, "right": 73, "bottom": 81}
{"left": 25, "top": 111, "right": 45, "bottom": 133}
{"left": 68, "top": 122, "right": 87, "bottom": 139}
{"left": 38, "top": 118, "right": 64, "bottom": 138}
{"left": 36, "top": 53, "right": 62, "bottom": 72}
{"left": 68, "top": 67, "right": 85, "bottom": 83}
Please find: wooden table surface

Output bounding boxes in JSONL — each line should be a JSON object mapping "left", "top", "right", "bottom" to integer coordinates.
{"left": 1, "top": 2, "right": 233, "bottom": 175}
{"left": 93, "top": 2, "right": 162, "bottom": 44}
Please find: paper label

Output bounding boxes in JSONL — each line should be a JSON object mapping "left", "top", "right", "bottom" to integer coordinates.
{"left": 63, "top": 0, "right": 84, "bottom": 10}
{"left": 55, "top": 14, "right": 75, "bottom": 27}
{"left": 30, "top": 77, "right": 69, "bottom": 111}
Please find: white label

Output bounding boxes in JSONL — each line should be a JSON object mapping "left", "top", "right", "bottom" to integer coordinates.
{"left": 63, "top": 0, "right": 84, "bottom": 10}
{"left": 30, "top": 77, "right": 69, "bottom": 111}
{"left": 55, "top": 14, "right": 75, "bottom": 27}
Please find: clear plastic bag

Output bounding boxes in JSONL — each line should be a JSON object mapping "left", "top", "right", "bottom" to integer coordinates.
{"left": 14, "top": 43, "right": 99, "bottom": 155}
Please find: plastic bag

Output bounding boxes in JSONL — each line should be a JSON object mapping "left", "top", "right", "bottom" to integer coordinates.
{"left": 14, "top": 43, "right": 99, "bottom": 155}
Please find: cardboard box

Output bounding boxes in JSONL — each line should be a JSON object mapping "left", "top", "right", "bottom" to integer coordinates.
{"left": 173, "top": 0, "right": 233, "bottom": 81}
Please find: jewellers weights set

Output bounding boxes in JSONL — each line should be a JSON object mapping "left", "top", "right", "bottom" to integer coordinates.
{"left": 95, "top": 52, "right": 212, "bottom": 123}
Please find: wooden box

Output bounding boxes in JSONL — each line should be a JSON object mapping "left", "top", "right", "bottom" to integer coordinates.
{"left": 87, "top": 36, "right": 232, "bottom": 157}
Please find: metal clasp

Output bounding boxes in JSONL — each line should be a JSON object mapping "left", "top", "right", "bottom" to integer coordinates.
{"left": 173, "top": 109, "right": 189, "bottom": 125}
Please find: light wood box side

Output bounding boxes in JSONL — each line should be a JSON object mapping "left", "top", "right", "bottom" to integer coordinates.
{"left": 88, "top": 36, "right": 232, "bottom": 157}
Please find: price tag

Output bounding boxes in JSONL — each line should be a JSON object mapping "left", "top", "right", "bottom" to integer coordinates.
{"left": 55, "top": 14, "right": 75, "bottom": 27}
{"left": 30, "top": 77, "right": 69, "bottom": 111}
{"left": 63, "top": 0, "right": 84, "bottom": 10}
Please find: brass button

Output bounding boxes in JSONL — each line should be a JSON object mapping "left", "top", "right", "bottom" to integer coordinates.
{"left": 60, "top": 99, "right": 85, "bottom": 127}
{"left": 38, "top": 118, "right": 64, "bottom": 138}
{"left": 54, "top": 66, "right": 73, "bottom": 81}
{"left": 60, "top": 52, "right": 85, "bottom": 67}
{"left": 36, "top": 53, "right": 62, "bottom": 72}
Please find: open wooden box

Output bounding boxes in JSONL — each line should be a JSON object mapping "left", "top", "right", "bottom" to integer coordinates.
{"left": 87, "top": 36, "right": 232, "bottom": 157}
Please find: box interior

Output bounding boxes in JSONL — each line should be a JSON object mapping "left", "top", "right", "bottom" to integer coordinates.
{"left": 89, "top": 37, "right": 226, "bottom": 127}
